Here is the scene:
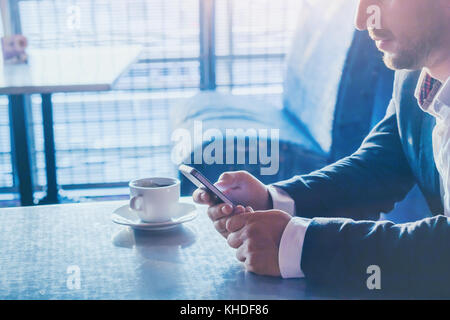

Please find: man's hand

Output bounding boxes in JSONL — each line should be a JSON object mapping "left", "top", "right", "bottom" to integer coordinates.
{"left": 225, "top": 209, "right": 292, "bottom": 277}
{"left": 192, "top": 171, "right": 272, "bottom": 238}
{"left": 193, "top": 171, "right": 271, "bottom": 210}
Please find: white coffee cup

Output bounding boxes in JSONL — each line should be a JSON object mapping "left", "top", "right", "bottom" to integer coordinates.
{"left": 129, "top": 177, "right": 180, "bottom": 223}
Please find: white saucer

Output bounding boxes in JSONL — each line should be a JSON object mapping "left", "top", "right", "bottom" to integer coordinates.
{"left": 112, "top": 202, "right": 198, "bottom": 231}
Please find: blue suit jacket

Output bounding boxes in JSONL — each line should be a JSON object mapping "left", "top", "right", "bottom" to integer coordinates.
{"left": 274, "top": 70, "right": 446, "bottom": 297}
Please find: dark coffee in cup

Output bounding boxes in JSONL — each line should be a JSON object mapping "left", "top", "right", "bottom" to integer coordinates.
{"left": 134, "top": 181, "right": 173, "bottom": 188}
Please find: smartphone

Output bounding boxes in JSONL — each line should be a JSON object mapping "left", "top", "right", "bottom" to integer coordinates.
{"left": 179, "top": 164, "right": 235, "bottom": 206}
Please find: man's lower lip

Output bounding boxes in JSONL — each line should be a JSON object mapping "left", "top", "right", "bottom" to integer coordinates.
{"left": 376, "top": 39, "right": 395, "bottom": 51}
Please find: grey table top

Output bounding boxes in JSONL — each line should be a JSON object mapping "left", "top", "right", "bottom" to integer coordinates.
{"left": 0, "top": 46, "right": 142, "bottom": 95}
{"left": 0, "top": 197, "right": 330, "bottom": 300}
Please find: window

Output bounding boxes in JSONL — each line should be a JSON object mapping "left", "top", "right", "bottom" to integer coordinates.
{"left": 0, "top": 0, "right": 300, "bottom": 204}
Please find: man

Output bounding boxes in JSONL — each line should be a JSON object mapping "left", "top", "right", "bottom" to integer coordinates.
{"left": 194, "top": 0, "right": 450, "bottom": 295}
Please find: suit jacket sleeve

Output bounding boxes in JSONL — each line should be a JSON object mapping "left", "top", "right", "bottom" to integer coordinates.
{"left": 302, "top": 215, "right": 450, "bottom": 296}
{"left": 273, "top": 98, "right": 416, "bottom": 221}
{"left": 274, "top": 97, "right": 450, "bottom": 296}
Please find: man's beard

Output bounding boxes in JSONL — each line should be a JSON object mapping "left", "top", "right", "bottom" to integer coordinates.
{"left": 382, "top": 36, "right": 432, "bottom": 71}
{"left": 379, "top": 18, "right": 444, "bottom": 72}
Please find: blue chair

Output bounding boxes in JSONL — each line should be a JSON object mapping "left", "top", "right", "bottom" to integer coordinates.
{"left": 170, "top": 0, "right": 431, "bottom": 221}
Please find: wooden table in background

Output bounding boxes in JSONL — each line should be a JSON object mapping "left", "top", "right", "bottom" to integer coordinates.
{"left": 0, "top": 46, "right": 142, "bottom": 205}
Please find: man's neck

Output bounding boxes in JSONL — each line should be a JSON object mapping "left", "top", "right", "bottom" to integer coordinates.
{"left": 425, "top": 46, "right": 450, "bottom": 82}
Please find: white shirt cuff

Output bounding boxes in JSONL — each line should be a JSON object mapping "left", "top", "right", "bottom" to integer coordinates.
{"left": 268, "top": 185, "right": 296, "bottom": 215}
{"left": 278, "top": 217, "right": 311, "bottom": 279}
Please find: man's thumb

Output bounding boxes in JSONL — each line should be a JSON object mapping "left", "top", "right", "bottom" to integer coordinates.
{"left": 215, "top": 172, "right": 236, "bottom": 190}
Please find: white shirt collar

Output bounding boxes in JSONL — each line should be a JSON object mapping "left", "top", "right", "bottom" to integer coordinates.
{"left": 415, "top": 69, "right": 450, "bottom": 120}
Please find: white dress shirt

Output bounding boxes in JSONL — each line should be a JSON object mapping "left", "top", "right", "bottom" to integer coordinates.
{"left": 414, "top": 71, "right": 450, "bottom": 215}
{"left": 271, "top": 70, "right": 450, "bottom": 279}
{"left": 268, "top": 186, "right": 310, "bottom": 278}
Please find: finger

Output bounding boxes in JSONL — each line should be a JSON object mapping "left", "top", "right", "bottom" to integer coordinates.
{"left": 207, "top": 203, "right": 233, "bottom": 221}
{"left": 236, "top": 245, "right": 247, "bottom": 262}
{"left": 192, "top": 188, "right": 203, "bottom": 203}
{"left": 233, "top": 205, "right": 246, "bottom": 215}
{"left": 213, "top": 218, "right": 228, "bottom": 234}
{"left": 226, "top": 212, "right": 252, "bottom": 233}
{"left": 245, "top": 206, "right": 254, "bottom": 213}
{"left": 192, "top": 188, "right": 213, "bottom": 205}
{"left": 215, "top": 172, "right": 235, "bottom": 189}
{"left": 244, "top": 258, "right": 256, "bottom": 273}
{"left": 215, "top": 171, "right": 246, "bottom": 192}
{"left": 227, "top": 231, "right": 244, "bottom": 249}
{"left": 219, "top": 229, "right": 229, "bottom": 239}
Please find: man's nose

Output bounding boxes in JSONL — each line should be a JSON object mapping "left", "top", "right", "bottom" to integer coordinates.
{"left": 355, "top": 0, "right": 375, "bottom": 31}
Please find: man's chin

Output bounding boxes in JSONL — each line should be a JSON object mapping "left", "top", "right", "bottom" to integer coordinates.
{"left": 382, "top": 53, "right": 400, "bottom": 70}
{"left": 382, "top": 52, "right": 420, "bottom": 71}
{"left": 379, "top": 42, "right": 428, "bottom": 71}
